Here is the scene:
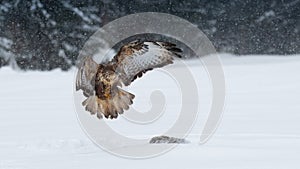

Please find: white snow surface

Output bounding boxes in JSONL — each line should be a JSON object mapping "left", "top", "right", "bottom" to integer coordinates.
{"left": 0, "top": 54, "right": 300, "bottom": 169}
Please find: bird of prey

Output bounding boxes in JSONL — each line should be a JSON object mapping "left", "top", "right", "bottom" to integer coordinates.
{"left": 76, "top": 40, "right": 182, "bottom": 119}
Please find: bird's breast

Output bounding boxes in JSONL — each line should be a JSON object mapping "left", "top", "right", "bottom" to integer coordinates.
{"left": 95, "top": 68, "right": 118, "bottom": 100}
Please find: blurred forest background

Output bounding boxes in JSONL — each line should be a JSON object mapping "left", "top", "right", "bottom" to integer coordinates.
{"left": 0, "top": 0, "right": 299, "bottom": 71}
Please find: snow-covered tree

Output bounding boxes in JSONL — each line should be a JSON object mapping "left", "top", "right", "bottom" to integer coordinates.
{"left": 0, "top": 0, "right": 299, "bottom": 70}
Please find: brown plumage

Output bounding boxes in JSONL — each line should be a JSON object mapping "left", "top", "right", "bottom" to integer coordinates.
{"left": 76, "top": 40, "right": 182, "bottom": 119}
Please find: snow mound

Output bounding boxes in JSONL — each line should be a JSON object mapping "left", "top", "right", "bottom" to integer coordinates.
{"left": 149, "top": 135, "right": 189, "bottom": 144}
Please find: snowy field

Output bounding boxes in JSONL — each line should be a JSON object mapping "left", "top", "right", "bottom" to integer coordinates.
{"left": 0, "top": 54, "right": 300, "bottom": 169}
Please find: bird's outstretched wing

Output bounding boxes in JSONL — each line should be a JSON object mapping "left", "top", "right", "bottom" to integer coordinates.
{"left": 76, "top": 56, "right": 99, "bottom": 97}
{"left": 113, "top": 40, "right": 182, "bottom": 86}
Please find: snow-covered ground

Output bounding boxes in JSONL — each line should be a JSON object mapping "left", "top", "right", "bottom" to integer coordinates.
{"left": 0, "top": 54, "right": 300, "bottom": 169}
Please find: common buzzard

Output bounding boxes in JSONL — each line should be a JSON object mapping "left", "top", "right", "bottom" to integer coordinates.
{"left": 76, "top": 40, "right": 182, "bottom": 119}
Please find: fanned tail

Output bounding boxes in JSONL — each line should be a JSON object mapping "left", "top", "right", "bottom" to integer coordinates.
{"left": 82, "top": 88, "right": 135, "bottom": 119}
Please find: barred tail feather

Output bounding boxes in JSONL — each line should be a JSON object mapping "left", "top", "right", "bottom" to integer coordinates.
{"left": 82, "top": 89, "right": 135, "bottom": 119}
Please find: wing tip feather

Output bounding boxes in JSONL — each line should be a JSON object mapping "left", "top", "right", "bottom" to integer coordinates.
{"left": 154, "top": 41, "right": 183, "bottom": 58}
